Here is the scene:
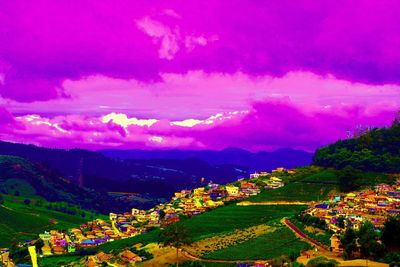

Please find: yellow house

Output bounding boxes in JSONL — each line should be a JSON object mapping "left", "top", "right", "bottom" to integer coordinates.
{"left": 272, "top": 167, "right": 285, "bottom": 172}
{"left": 270, "top": 177, "right": 282, "bottom": 182}
{"left": 109, "top": 213, "right": 117, "bottom": 221}
{"left": 194, "top": 187, "right": 205, "bottom": 196}
{"left": 225, "top": 185, "right": 239, "bottom": 196}
{"left": 206, "top": 200, "right": 217, "bottom": 207}
{"left": 330, "top": 234, "right": 342, "bottom": 253}
{"left": 41, "top": 245, "right": 52, "bottom": 256}
{"left": 131, "top": 208, "right": 140, "bottom": 216}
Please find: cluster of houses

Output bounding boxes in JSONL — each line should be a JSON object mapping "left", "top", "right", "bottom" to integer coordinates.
{"left": 38, "top": 218, "right": 136, "bottom": 256}
{"left": 86, "top": 249, "right": 143, "bottom": 266}
{"left": 38, "top": 169, "right": 288, "bottom": 258}
{"left": 308, "top": 180, "right": 400, "bottom": 235}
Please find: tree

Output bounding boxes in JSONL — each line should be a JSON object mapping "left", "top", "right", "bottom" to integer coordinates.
{"left": 337, "top": 166, "right": 360, "bottom": 192}
{"left": 159, "top": 224, "right": 192, "bottom": 267}
{"left": 341, "top": 228, "right": 357, "bottom": 259}
{"left": 23, "top": 199, "right": 31, "bottom": 205}
{"left": 14, "top": 190, "right": 20, "bottom": 196}
{"left": 337, "top": 216, "right": 346, "bottom": 229}
{"left": 357, "top": 221, "right": 384, "bottom": 259}
{"left": 306, "top": 256, "right": 338, "bottom": 267}
{"left": 381, "top": 215, "right": 400, "bottom": 250}
{"left": 34, "top": 239, "right": 44, "bottom": 251}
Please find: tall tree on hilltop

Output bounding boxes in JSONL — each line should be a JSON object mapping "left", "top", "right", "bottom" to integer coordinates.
{"left": 159, "top": 224, "right": 192, "bottom": 267}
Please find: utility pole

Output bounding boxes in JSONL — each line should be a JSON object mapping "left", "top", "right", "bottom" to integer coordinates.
{"left": 78, "top": 158, "right": 84, "bottom": 187}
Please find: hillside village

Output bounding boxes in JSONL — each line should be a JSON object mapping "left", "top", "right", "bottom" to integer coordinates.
{"left": 37, "top": 168, "right": 286, "bottom": 261}
{"left": 1, "top": 166, "right": 399, "bottom": 267}
{"left": 307, "top": 181, "right": 400, "bottom": 253}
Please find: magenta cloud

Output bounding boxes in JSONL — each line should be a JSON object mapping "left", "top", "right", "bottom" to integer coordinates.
{"left": 0, "top": 1, "right": 399, "bottom": 151}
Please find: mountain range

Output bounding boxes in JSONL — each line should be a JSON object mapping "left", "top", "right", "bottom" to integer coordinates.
{"left": 100, "top": 147, "right": 313, "bottom": 172}
{"left": 0, "top": 140, "right": 312, "bottom": 211}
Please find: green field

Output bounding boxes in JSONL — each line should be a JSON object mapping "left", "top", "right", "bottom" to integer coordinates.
{"left": 247, "top": 182, "right": 338, "bottom": 202}
{"left": 203, "top": 226, "right": 311, "bottom": 260}
{"left": 0, "top": 194, "right": 106, "bottom": 247}
{"left": 176, "top": 204, "right": 307, "bottom": 241}
{"left": 40, "top": 255, "right": 83, "bottom": 267}
{"left": 95, "top": 228, "right": 161, "bottom": 254}
{"left": 1, "top": 178, "right": 37, "bottom": 197}
{"left": 181, "top": 261, "right": 237, "bottom": 267}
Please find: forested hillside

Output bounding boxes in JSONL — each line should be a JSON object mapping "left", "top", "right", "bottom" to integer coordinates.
{"left": 313, "top": 121, "right": 400, "bottom": 172}
{"left": 0, "top": 155, "right": 122, "bottom": 213}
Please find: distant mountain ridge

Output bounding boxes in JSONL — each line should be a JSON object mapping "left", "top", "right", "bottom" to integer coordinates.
{"left": 0, "top": 141, "right": 249, "bottom": 204}
{"left": 100, "top": 147, "right": 313, "bottom": 172}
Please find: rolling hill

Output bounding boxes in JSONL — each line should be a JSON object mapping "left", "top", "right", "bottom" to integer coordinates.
{"left": 313, "top": 122, "right": 400, "bottom": 172}
{"left": 0, "top": 155, "right": 122, "bottom": 213}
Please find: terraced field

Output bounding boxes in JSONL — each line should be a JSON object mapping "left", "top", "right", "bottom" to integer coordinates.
{"left": 176, "top": 204, "right": 307, "bottom": 241}
{"left": 247, "top": 182, "right": 338, "bottom": 202}
{"left": 202, "top": 226, "right": 311, "bottom": 260}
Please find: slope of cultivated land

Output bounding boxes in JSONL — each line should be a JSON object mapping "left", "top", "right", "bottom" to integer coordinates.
{"left": 0, "top": 194, "right": 105, "bottom": 247}
{"left": 185, "top": 224, "right": 277, "bottom": 257}
{"left": 0, "top": 204, "right": 51, "bottom": 246}
{"left": 95, "top": 228, "right": 161, "bottom": 254}
{"left": 247, "top": 182, "right": 338, "bottom": 203}
{"left": 202, "top": 226, "right": 311, "bottom": 260}
{"left": 175, "top": 204, "right": 307, "bottom": 241}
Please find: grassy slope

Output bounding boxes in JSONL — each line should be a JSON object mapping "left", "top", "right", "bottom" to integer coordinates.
{"left": 0, "top": 194, "right": 106, "bottom": 247}
{"left": 247, "top": 182, "right": 338, "bottom": 202}
{"left": 40, "top": 255, "right": 83, "bottom": 267}
{"left": 177, "top": 204, "right": 307, "bottom": 241}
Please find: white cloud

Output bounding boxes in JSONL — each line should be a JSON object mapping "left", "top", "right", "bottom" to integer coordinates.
{"left": 136, "top": 17, "right": 180, "bottom": 60}
{"left": 149, "top": 136, "right": 163, "bottom": 143}
{"left": 101, "top": 112, "right": 158, "bottom": 128}
{"left": 136, "top": 16, "right": 216, "bottom": 60}
{"left": 171, "top": 118, "right": 203, "bottom": 127}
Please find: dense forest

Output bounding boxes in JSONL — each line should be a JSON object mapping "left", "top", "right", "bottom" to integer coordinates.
{"left": 313, "top": 119, "right": 400, "bottom": 172}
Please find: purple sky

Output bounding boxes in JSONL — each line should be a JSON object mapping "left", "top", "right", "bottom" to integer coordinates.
{"left": 0, "top": 1, "right": 399, "bottom": 151}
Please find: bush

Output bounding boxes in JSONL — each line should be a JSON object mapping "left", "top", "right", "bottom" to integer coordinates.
{"left": 23, "top": 199, "right": 31, "bottom": 205}
{"left": 306, "top": 256, "right": 338, "bottom": 267}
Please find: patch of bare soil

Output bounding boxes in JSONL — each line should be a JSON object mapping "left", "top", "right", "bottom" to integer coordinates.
{"left": 184, "top": 224, "right": 276, "bottom": 257}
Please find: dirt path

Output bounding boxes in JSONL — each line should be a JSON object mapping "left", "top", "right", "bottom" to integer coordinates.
{"left": 0, "top": 204, "right": 14, "bottom": 211}
{"left": 181, "top": 249, "right": 269, "bottom": 264}
{"left": 281, "top": 217, "right": 329, "bottom": 251}
{"left": 237, "top": 201, "right": 312, "bottom": 206}
{"left": 143, "top": 243, "right": 270, "bottom": 265}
